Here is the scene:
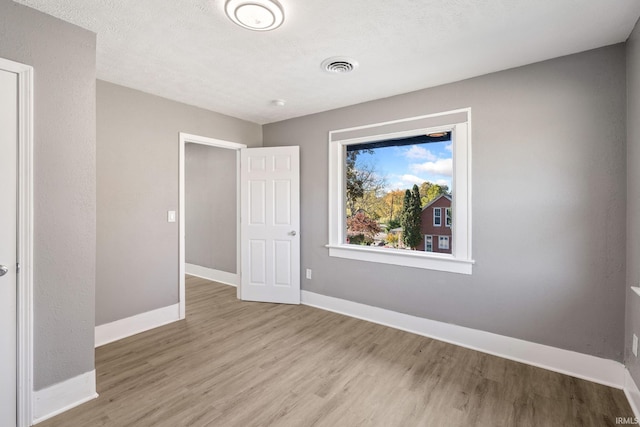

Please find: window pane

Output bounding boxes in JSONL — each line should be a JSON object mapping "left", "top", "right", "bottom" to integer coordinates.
{"left": 438, "top": 236, "right": 450, "bottom": 250}
{"left": 344, "top": 133, "right": 453, "bottom": 253}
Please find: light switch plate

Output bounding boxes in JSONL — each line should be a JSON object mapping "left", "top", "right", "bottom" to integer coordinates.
{"left": 168, "top": 210, "right": 176, "bottom": 223}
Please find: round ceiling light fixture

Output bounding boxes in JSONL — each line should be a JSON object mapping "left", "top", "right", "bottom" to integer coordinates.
{"left": 225, "top": 0, "right": 285, "bottom": 31}
{"left": 321, "top": 57, "right": 359, "bottom": 74}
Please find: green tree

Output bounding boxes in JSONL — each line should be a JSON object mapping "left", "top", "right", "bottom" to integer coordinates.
{"left": 386, "top": 218, "right": 401, "bottom": 232}
{"left": 419, "top": 181, "right": 450, "bottom": 207}
{"left": 401, "top": 184, "right": 422, "bottom": 249}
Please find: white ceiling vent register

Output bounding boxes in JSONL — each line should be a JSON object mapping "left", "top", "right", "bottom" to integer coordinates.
{"left": 321, "top": 57, "right": 359, "bottom": 74}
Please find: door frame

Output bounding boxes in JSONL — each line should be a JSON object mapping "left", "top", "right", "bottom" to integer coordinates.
{"left": 0, "top": 57, "right": 34, "bottom": 427}
{"left": 178, "top": 133, "right": 246, "bottom": 318}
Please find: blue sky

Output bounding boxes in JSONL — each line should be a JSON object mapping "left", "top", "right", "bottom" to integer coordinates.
{"left": 355, "top": 140, "right": 453, "bottom": 192}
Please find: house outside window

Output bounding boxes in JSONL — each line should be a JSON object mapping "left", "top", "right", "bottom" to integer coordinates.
{"left": 417, "top": 194, "right": 452, "bottom": 254}
{"left": 327, "top": 108, "right": 473, "bottom": 274}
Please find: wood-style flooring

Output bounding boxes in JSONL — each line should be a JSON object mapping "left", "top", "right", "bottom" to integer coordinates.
{"left": 39, "top": 276, "right": 633, "bottom": 426}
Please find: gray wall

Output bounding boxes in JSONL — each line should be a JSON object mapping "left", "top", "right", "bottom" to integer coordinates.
{"left": 97, "top": 81, "right": 261, "bottom": 325}
{"left": 264, "top": 45, "right": 627, "bottom": 361}
{"left": 626, "top": 19, "right": 640, "bottom": 381}
{"left": 0, "top": 0, "right": 96, "bottom": 390}
{"left": 185, "top": 144, "right": 237, "bottom": 273}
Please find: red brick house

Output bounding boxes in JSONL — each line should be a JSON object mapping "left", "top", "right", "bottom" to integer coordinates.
{"left": 416, "top": 194, "right": 452, "bottom": 253}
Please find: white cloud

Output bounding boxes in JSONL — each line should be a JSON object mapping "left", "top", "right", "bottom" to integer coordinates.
{"left": 404, "top": 145, "right": 436, "bottom": 161}
{"left": 410, "top": 158, "right": 453, "bottom": 176}
{"left": 400, "top": 174, "right": 426, "bottom": 185}
{"left": 387, "top": 174, "right": 451, "bottom": 191}
{"left": 445, "top": 143, "right": 453, "bottom": 152}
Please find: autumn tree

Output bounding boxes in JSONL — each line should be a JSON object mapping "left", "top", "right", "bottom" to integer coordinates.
{"left": 345, "top": 149, "right": 386, "bottom": 217}
{"left": 401, "top": 184, "right": 422, "bottom": 249}
{"left": 347, "top": 210, "right": 382, "bottom": 245}
{"left": 381, "top": 189, "right": 405, "bottom": 224}
{"left": 419, "top": 182, "right": 450, "bottom": 207}
{"left": 358, "top": 189, "right": 386, "bottom": 220}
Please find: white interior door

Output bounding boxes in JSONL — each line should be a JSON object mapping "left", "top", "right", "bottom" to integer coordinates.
{"left": 241, "top": 146, "right": 300, "bottom": 304}
{"left": 0, "top": 68, "right": 18, "bottom": 427}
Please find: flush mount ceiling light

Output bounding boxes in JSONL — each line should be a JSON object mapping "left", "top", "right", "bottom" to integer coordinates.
{"left": 225, "top": 0, "right": 285, "bottom": 31}
{"left": 321, "top": 57, "right": 359, "bottom": 74}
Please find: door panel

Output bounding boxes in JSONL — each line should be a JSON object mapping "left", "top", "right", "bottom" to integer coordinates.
{"left": 241, "top": 146, "right": 300, "bottom": 304}
{"left": 0, "top": 68, "right": 18, "bottom": 427}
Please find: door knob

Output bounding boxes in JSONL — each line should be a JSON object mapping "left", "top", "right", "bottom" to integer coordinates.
{"left": 0, "top": 265, "right": 8, "bottom": 277}
{"left": 288, "top": 230, "right": 297, "bottom": 236}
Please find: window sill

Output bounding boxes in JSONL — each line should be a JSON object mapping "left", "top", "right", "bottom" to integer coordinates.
{"left": 326, "top": 244, "right": 474, "bottom": 275}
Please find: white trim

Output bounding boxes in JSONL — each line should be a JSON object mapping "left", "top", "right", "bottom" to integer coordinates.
{"left": 631, "top": 286, "right": 640, "bottom": 297}
{"left": 32, "top": 370, "right": 97, "bottom": 425}
{"left": 326, "top": 244, "right": 473, "bottom": 275}
{"left": 433, "top": 207, "right": 442, "bottom": 227}
{"left": 94, "top": 304, "right": 180, "bottom": 347}
{"left": 329, "top": 107, "right": 472, "bottom": 135}
{"left": 0, "top": 57, "right": 35, "bottom": 427}
{"left": 301, "top": 291, "right": 625, "bottom": 389}
{"left": 625, "top": 369, "right": 640, "bottom": 420}
{"left": 185, "top": 263, "right": 238, "bottom": 287}
{"left": 328, "top": 110, "right": 473, "bottom": 274}
{"left": 179, "top": 133, "right": 246, "bottom": 318}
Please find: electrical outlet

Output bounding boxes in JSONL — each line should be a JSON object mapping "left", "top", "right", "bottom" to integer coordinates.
{"left": 306, "top": 269, "right": 312, "bottom": 280}
{"left": 633, "top": 334, "right": 638, "bottom": 357}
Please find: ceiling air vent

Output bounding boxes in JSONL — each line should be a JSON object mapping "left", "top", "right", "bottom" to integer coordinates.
{"left": 321, "top": 57, "right": 359, "bottom": 74}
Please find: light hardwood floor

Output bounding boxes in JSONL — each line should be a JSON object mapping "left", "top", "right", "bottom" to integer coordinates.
{"left": 39, "top": 276, "right": 633, "bottom": 426}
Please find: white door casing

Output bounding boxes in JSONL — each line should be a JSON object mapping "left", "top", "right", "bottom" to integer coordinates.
{"left": 178, "top": 133, "right": 246, "bottom": 317}
{"left": 241, "top": 146, "right": 300, "bottom": 304}
{"left": 0, "top": 68, "right": 18, "bottom": 427}
{"left": 0, "top": 56, "right": 34, "bottom": 427}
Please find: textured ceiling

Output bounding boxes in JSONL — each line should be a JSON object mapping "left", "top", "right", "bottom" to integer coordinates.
{"left": 14, "top": 0, "right": 640, "bottom": 124}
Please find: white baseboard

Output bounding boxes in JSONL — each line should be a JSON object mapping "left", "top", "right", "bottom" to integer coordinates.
{"left": 625, "top": 369, "right": 640, "bottom": 419}
{"left": 301, "top": 291, "right": 625, "bottom": 389}
{"left": 32, "top": 370, "right": 98, "bottom": 424}
{"left": 95, "top": 303, "right": 180, "bottom": 347}
{"left": 186, "top": 263, "right": 238, "bottom": 287}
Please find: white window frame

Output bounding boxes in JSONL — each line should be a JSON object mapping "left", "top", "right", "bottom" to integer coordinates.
{"left": 445, "top": 207, "right": 452, "bottom": 228}
{"left": 433, "top": 207, "right": 442, "bottom": 227}
{"left": 425, "top": 235, "right": 433, "bottom": 252}
{"left": 439, "top": 235, "right": 450, "bottom": 250}
{"left": 327, "top": 108, "right": 473, "bottom": 275}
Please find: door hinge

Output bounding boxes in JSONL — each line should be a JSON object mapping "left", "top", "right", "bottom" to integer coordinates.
{"left": 16, "top": 262, "right": 20, "bottom": 273}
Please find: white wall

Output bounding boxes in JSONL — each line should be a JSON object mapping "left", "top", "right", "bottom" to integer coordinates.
{"left": 264, "top": 44, "right": 627, "bottom": 361}
{"left": 97, "top": 81, "right": 261, "bottom": 326}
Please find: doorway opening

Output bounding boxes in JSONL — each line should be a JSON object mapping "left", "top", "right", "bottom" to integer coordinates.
{"left": 178, "top": 133, "right": 246, "bottom": 318}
